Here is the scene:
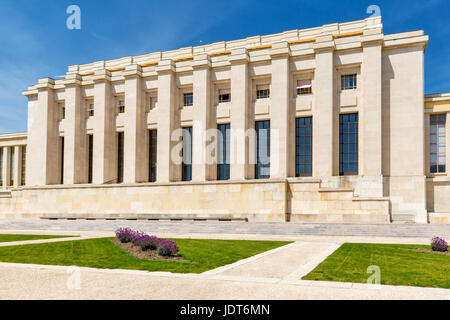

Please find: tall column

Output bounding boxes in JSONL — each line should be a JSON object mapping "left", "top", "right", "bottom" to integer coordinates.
{"left": 63, "top": 73, "right": 86, "bottom": 184}
{"left": 156, "top": 60, "right": 180, "bottom": 183}
{"left": 230, "top": 48, "right": 252, "bottom": 180}
{"left": 361, "top": 33, "right": 383, "bottom": 177}
{"left": 13, "top": 146, "right": 21, "bottom": 188}
{"left": 270, "top": 42, "right": 292, "bottom": 178}
{"left": 192, "top": 54, "right": 214, "bottom": 181}
{"left": 92, "top": 70, "right": 116, "bottom": 184}
{"left": 447, "top": 112, "right": 450, "bottom": 177}
{"left": 2, "top": 147, "right": 9, "bottom": 189}
{"left": 313, "top": 36, "right": 335, "bottom": 177}
{"left": 123, "top": 64, "right": 147, "bottom": 183}
{"left": 25, "top": 78, "right": 59, "bottom": 186}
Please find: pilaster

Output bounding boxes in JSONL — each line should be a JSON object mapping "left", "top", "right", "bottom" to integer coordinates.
{"left": 2, "top": 147, "right": 9, "bottom": 189}
{"left": 313, "top": 37, "right": 335, "bottom": 177}
{"left": 123, "top": 64, "right": 147, "bottom": 183}
{"left": 270, "top": 41, "right": 292, "bottom": 178}
{"left": 63, "top": 73, "right": 86, "bottom": 184}
{"left": 156, "top": 60, "right": 180, "bottom": 182}
{"left": 230, "top": 48, "right": 252, "bottom": 180}
{"left": 192, "top": 54, "right": 214, "bottom": 181}
{"left": 26, "top": 78, "right": 59, "bottom": 185}
{"left": 92, "top": 70, "right": 115, "bottom": 184}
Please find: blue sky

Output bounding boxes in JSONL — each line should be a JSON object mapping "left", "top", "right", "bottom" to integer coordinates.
{"left": 0, "top": 0, "right": 449, "bottom": 133}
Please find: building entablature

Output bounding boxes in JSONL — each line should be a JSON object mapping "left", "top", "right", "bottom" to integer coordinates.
{"left": 22, "top": 16, "right": 429, "bottom": 95}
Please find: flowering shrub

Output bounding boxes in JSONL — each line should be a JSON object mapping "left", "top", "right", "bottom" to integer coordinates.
{"left": 133, "top": 234, "right": 160, "bottom": 251}
{"left": 115, "top": 227, "right": 139, "bottom": 243}
{"left": 115, "top": 227, "right": 179, "bottom": 257}
{"left": 431, "top": 236, "right": 448, "bottom": 252}
{"left": 157, "top": 239, "right": 179, "bottom": 256}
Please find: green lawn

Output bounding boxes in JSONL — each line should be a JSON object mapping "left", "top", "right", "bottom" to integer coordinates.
{"left": 302, "top": 243, "right": 450, "bottom": 289}
{"left": 0, "top": 234, "right": 75, "bottom": 243}
{"left": 0, "top": 237, "right": 290, "bottom": 273}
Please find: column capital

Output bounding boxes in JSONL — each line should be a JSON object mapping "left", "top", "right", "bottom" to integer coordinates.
{"left": 92, "top": 69, "right": 111, "bottom": 83}
{"left": 192, "top": 53, "right": 211, "bottom": 69}
{"left": 156, "top": 59, "right": 176, "bottom": 74}
{"left": 36, "top": 78, "right": 55, "bottom": 90}
{"left": 313, "top": 35, "right": 335, "bottom": 52}
{"left": 123, "top": 64, "right": 143, "bottom": 78}
{"left": 361, "top": 33, "right": 384, "bottom": 47}
{"left": 63, "top": 73, "right": 82, "bottom": 87}
{"left": 270, "top": 41, "right": 291, "bottom": 58}
{"left": 229, "top": 48, "right": 249, "bottom": 64}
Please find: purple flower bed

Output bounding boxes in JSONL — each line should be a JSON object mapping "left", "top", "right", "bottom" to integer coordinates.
{"left": 115, "top": 227, "right": 140, "bottom": 243}
{"left": 431, "top": 236, "right": 448, "bottom": 252}
{"left": 115, "top": 228, "right": 179, "bottom": 256}
{"left": 133, "top": 234, "right": 160, "bottom": 251}
{"left": 157, "top": 239, "right": 179, "bottom": 257}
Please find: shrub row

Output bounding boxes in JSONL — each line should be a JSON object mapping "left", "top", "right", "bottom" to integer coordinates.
{"left": 115, "top": 227, "right": 179, "bottom": 256}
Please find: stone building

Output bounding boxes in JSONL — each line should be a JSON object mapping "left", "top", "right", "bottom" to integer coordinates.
{"left": 0, "top": 16, "right": 448, "bottom": 224}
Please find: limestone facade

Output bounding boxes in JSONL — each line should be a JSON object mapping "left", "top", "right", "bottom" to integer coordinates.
{"left": 0, "top": 16, "right": 448, "bottom": 224}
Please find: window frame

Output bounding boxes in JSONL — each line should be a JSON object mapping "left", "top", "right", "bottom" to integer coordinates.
{"left": 183, "top": 92, "right": 193, "bottom": 107}
{"left": 430, "top": 114, "right": 446, "bottom": 174}
{"left": 341, "top": 74, "right": 357, "bottom": 91}
{"left": 339, "top": 113, "right": 359, "bottom": 176}
{"left": 295, "top": 117, "right": 313, "bottom": 177}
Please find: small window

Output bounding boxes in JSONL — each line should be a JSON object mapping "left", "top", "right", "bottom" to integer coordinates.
{"left": 87, "top": 102, "right": 94, "bottom": 117}
{"left": 183, "top": 93, "right": 193, "bottom": 107}
{"left": 118, "top": 100, "right": 125, "bottom": 113}
{"left": 297, "top": 80, "right": 312, "bottom": 95}
{"left": 256, "top": 85, "right": 270, "bottom": 99}
{"left": 218, "top": 89, "right": 231, "bottom": 103}
{"left": 149, "top": 95, "right": 157, "bottom": 111}
{"left": 341, "top": 74, "right": 357, "bottom": 90}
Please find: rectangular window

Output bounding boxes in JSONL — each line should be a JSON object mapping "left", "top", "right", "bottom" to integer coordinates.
{"left": 117, "top": 132, "right": 124, "bottom": 183}
{"left": 149, "top": 130, "right": 157, "bottom": 182}
{"left": 341, "top": 74, "right": 357, "bottom": 90}
{"left": 296, "top": 80, "right": 312, "bottom": 95}
{"left": 339, "top": 113, "right": 359, "bottom": 176}
{"left": 430, "top": 114, "right": 446, "bottom": 173}
{"left": 149, "top": 95, "right": 157, "bottom": 111}
{"left": 88, "top": 135, "right": 93, "bottom": 184}
{"left": 255, "top": 120, "right": 270, "bottom": 179}
{"left": 9, "top": 147, "right": 14, "bottom": 186}
{"left": 183, "top": 93, "right": 193, "bottom": 107}
{"left": 296, "top": 117, "right": 313, "bottom": 176}
{"left": 118, "top": 100, "right": 125, "bottom": 113}
{"left": 20, "top": 146, "right": 26, "bottom": 186}
{"left": 256, "top": 85, "right": 270, "bottom": 99}
{"left": 218, "top": 89, "right": 231, "bottom": 103}
{"left": 217, "top": 124, "right": 230, "bottom": 180}
{"left": 60, "top": 137, "right": 64, "bottom": 184}
{"left": 58, "top": 102, "right": 65, "bottom": 120}
{"left": 87, "top": 102, "right": 94, "bottom": 117}
{"left": 0, "top": 148, "right": 3, "bottom": 186}
{"left": 182, "top": 127, "right": 192, "bottom": 181}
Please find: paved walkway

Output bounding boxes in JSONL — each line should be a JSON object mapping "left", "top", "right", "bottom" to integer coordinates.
{"left": 0, "top": 220, "right": 448, "bottom": 300}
